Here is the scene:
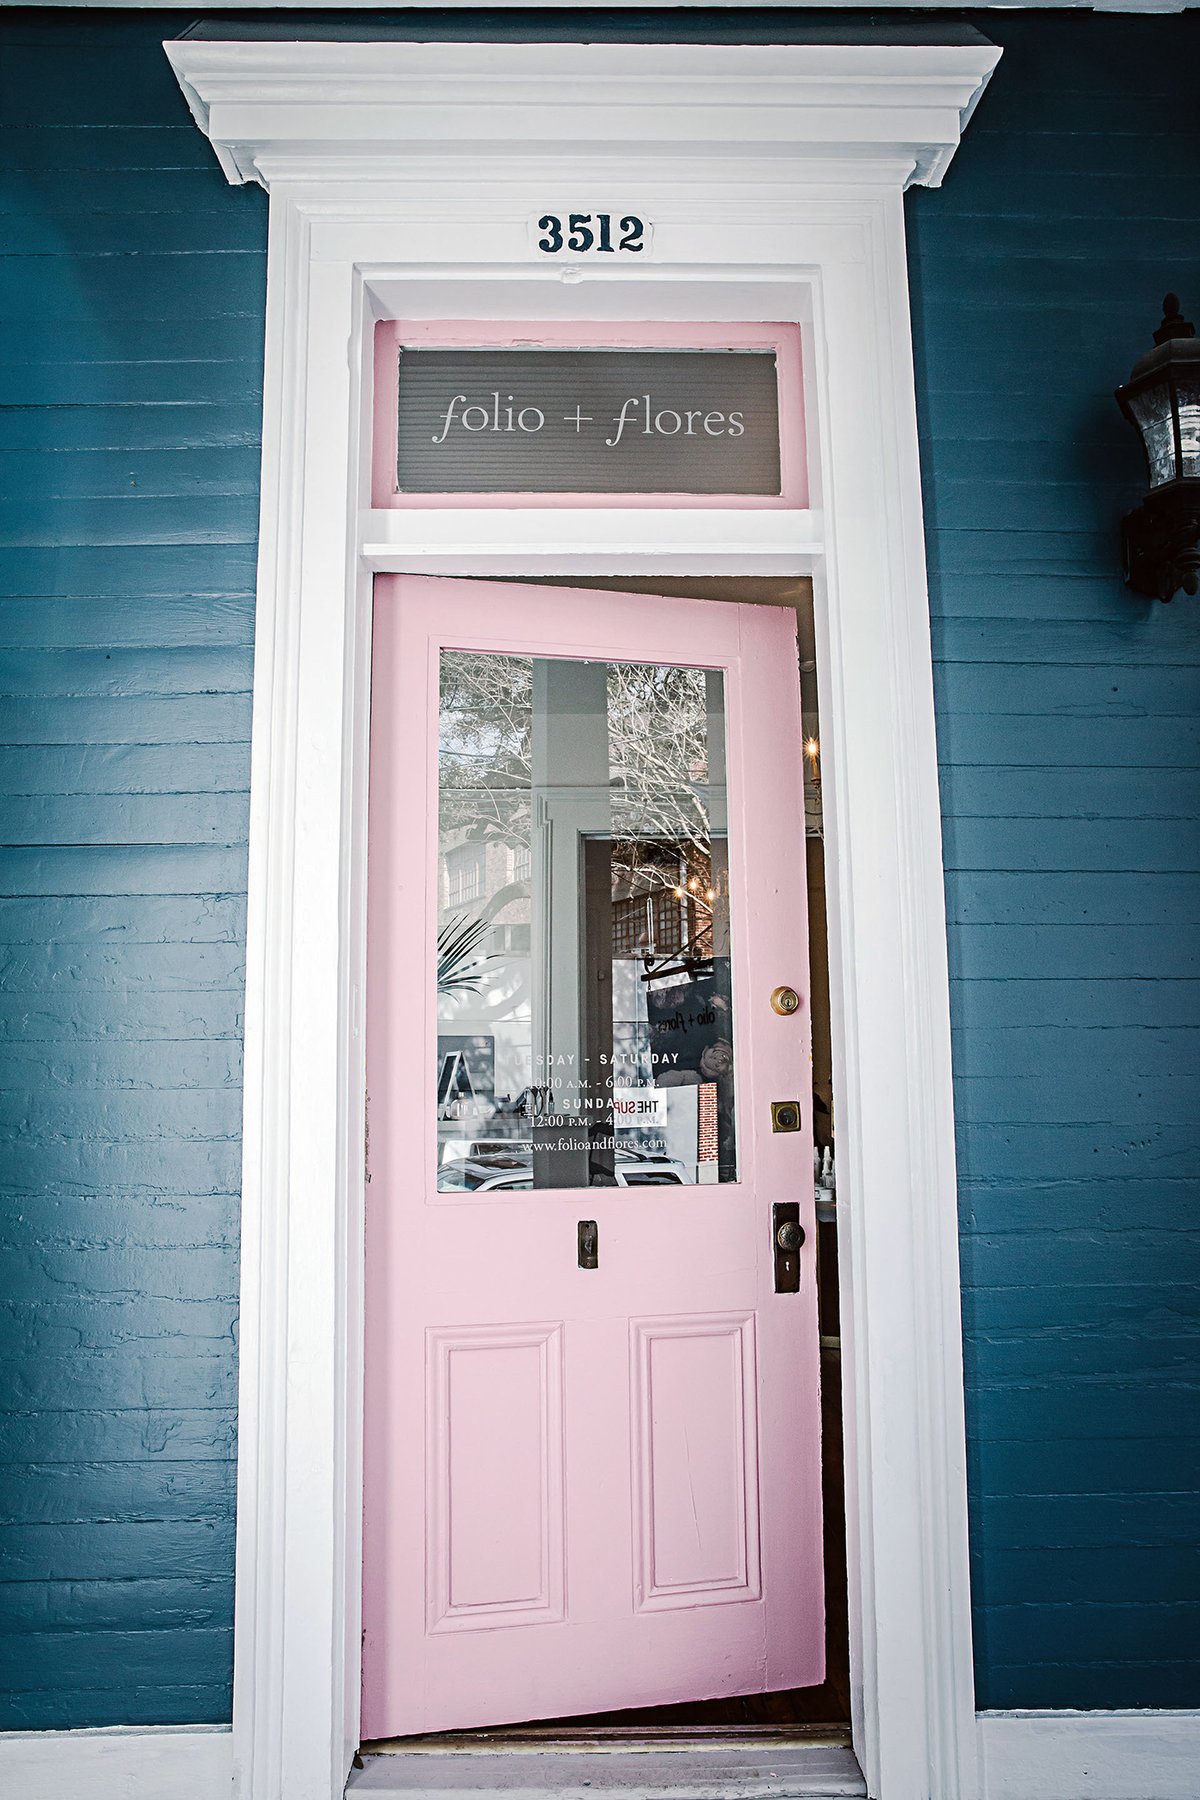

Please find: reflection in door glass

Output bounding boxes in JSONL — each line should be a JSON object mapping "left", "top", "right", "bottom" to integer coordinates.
{"left": 436, "top": 650, "right": 737, "bottom": 1190}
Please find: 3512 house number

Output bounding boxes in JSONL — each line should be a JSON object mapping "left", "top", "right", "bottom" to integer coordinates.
{"left": 534, "top": 213, "right": 649, "bottom": 255}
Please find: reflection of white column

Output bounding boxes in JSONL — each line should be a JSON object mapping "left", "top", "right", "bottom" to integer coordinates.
{"left": 661, "top": 1082, "right": 699, "bottom": 1172}
{"left": 703, "top": 670, "right": 731, "bottom": 958}
{"left": 531, "top": 659, "right": 611, "bottom": 1186}
{"left": 530, "top": 790, "right": 553, "bottom": 1073}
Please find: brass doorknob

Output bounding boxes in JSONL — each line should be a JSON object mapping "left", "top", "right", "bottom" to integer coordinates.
{"left": 776, "top": 1219, "right": 805, "bottom": 1252}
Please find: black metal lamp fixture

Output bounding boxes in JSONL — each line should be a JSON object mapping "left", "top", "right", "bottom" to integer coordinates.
{"left": 1115, "top": 294, "right": 1200, "bottom": 601}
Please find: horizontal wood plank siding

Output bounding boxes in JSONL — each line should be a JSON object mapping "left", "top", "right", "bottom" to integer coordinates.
{"left": 908, "top": 10, "right": 1200, "bottom": 1711}
{"left": 0, "top": 12, "right": 264, "bottom": 1729}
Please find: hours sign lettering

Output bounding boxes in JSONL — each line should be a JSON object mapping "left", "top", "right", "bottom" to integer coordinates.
{"left": 392, "top": 347, "right": 782, "bottom": 496}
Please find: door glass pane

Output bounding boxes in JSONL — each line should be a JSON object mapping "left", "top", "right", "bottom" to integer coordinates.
{"left": 436, "top": 650, "right": 737, "bottom": 1190}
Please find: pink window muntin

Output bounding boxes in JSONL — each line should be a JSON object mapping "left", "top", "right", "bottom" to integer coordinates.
{"left": 372, "top": 319, "right": 807, "bottom": 511}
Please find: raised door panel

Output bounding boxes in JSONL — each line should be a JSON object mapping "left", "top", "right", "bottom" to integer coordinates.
{"left": 427, "top": 1323, "right": 565, "bottom": 1632}
{"left": 631, "top": 1313, "right": 761, "bottom": 1611}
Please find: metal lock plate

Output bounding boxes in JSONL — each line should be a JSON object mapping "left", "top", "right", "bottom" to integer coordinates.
{"left": 770, "top": 985, "right": 801, "bottom": 1016}
{"left": 770, "top": 1099, "right": 802, "bottom": 1133}
{"left": 577, "top": 1219, "right": 599, "bottom": 1270}
{"left": 772, "top": 1202, "right": 805, "bottom": 1292}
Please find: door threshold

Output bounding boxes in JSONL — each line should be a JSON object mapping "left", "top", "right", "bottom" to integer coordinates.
{"left": 363, "top": 1724, "right": 852, "bottom": 1755}
{"left": 348, "top": 1739, "right": 866, "bottom": 1798}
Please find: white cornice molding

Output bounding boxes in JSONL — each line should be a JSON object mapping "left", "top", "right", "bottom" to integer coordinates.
{"left": 164, "top": 39, "right": 1001, "bottom": 191}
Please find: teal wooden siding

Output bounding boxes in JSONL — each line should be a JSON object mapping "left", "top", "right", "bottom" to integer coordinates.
{"left": 908, "top": 11, "right": 1200, "bottom": 1710}
{"left": 0, "top": 12, "right": 265, "bottom": 1727}
{"left": 1, "top": 5, "right": 1197, "bottom": 1731}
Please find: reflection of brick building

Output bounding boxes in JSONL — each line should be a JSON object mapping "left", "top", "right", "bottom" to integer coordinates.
{"left": 438, "top": 831, "right": 532, "bottom": 954}
{"left": 610, "top": 844, "right": 715, "bottom": 961}
{"left": 440, "top": 829, "right": 717, "bottom": 967}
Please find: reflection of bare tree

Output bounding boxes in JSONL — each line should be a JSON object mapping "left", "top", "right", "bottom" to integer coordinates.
{"left": 606, "top": 662, "right": 712, "bottom": 862}
{"left": 439, "top": 654, "right": 722, "bottom": 952}
{"left": 442, "top": 654, "right": 713, "bottom": 829}
{"left": 439, "top": 653, "right": 533, "bottom": 847}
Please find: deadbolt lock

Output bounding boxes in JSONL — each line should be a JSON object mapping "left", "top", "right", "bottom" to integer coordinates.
{"left": 770, "top": 985, "right": 801, "bottom": 1016}
{"left": 770, "top": 1100, "right": 803, "bottom": 1134}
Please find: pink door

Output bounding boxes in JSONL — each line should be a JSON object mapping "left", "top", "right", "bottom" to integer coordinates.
{"left": 363, "top": 576, "right": 823, "bottom": 1736}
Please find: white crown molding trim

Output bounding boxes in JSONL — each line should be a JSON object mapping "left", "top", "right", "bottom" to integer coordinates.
{"left": 978, "top": 1711, "right": 1200, "bottom": 1800}
{"left": 0, "top": 1726, "right": 233, "bottom": 1800}
{"left": 163, "top": 34, "right": 996, "bottom": 1800}
{"left": 164, "top": 39, "right": 1000, "bottom": 190}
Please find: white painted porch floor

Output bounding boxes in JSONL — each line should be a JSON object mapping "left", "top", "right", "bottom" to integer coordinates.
{"left": 347, "top": 1743, "right": 867, "bottom": 1799}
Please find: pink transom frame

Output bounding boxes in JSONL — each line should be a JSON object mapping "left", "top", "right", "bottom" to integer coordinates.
{"left": 372, "top": 319, "right": 808, "bottom": 511}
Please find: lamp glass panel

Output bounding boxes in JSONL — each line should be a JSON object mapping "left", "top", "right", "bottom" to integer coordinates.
{"left": 1178, "top": 377, "right": 1200, "bottom": 479}
{"left": 1128, "top": 381, "right": 1176, "bottom": 486}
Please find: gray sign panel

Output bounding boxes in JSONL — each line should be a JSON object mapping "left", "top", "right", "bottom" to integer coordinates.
{"left": 395, "top": 348, "right": 781, "bottom": 495}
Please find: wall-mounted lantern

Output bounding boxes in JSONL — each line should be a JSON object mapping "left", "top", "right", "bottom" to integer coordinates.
{"left": 1115, "top": 294, "right": 1200, "bottom": 601}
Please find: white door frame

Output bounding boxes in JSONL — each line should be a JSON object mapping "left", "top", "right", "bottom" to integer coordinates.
{"left": 166, "top": 38, "right": 1000, "bottom": 1800}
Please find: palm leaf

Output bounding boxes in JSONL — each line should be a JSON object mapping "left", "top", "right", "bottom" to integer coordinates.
{"left": 437, "top": 911, "right": 496, "bottom": 995}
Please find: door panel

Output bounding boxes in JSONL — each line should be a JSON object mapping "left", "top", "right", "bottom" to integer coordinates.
{"left": 427, "top": 1323, "right": 565, "bottom": 1632}
{"left": 363, "top": 576, "right": 823, "bottom": 1737}
{"left": 631, "top": 1312, "right": 760, "bottom": 1608}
